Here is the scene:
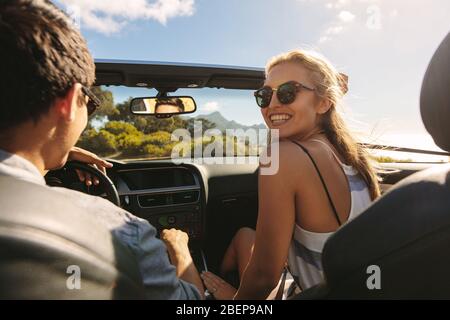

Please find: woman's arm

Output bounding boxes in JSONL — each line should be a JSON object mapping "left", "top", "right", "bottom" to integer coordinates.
{"left": 234, "top": 142, "right": 303, "bottom": 300}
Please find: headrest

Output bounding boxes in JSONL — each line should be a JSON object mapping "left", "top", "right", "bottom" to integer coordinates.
{"left": 420, "top": 32, "right": 450, "bottom": 151}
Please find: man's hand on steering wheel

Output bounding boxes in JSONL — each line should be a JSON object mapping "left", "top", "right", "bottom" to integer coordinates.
{"left": 47, "top": 147, "right": 120, "bottom": 206}
{"left": 67, "top": 147, "right": 113, "bottom": 186}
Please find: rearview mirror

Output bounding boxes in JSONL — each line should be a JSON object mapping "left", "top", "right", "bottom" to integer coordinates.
{"left": 130, "top": 96, "right": 197, "bottom": 116}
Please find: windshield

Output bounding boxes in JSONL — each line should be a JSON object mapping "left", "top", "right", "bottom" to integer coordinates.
{"left": 77, "top": 84, "right": 449, "bottom": 163}
{"left": 77, "top": 86, "right": 268, "bottom": 161}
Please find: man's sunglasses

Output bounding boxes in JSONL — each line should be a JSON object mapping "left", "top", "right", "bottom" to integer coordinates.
{"left": 81, "top": 86, "right": 101, "bottom": 116}
{"left": 254, "top": 81, "right": 315, "bottom": 108}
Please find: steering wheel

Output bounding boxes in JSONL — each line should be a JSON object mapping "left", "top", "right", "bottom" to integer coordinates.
{"left": 45, "top": 160, "right": 120, "bottom": 206}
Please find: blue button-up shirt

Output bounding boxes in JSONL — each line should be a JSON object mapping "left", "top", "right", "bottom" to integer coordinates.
{"left": 0, "top": 149, "right": 201, "bottom": 300}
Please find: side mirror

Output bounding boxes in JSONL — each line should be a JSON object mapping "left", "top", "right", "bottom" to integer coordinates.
{"left": 130, "top": 96, "right": 197, "bottom": 117}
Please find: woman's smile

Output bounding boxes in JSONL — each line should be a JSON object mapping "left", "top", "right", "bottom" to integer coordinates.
{"left": 269, "top": 113, "right": 293, "bottom": 126}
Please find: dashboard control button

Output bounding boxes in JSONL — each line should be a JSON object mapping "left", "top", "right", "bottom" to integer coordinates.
{"left": 158, "top": 216, "right": 168, "bottom": 227}
{"left": 167, "top": 216, "right": 176, "bottom": 225}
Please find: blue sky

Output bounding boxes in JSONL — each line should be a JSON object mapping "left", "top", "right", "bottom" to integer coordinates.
{"left": 56, "top": 0, "right": 450, "bottom": 155}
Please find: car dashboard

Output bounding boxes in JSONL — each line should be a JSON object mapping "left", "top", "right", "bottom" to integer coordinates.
{"left": 114, "top": 166, "right": 204, "bottom": 242}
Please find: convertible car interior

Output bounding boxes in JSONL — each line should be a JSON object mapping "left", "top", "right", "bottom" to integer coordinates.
{"left": 1, "top": 33, "right": 449, "bottom": 299}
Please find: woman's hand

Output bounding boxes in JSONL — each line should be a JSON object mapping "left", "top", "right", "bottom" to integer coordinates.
{"left": 200, "top": 271, "right": 237, "bottom": 300}
{"left": 67, "top": 147, "right": 113, "bottom": 186}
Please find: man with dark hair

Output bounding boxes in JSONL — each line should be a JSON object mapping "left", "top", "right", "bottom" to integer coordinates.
{"left": 155, "top": 98, "right": 185, "bottom": 114}
{"left": 0, "top": 0, "right": 203, "bottom": 299}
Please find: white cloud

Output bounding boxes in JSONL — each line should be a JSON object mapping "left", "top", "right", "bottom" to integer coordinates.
{"left": 338, "top": 10, "right": 356, "bottom": 22}
{"left": 316, "top": 2, "right": 356, "bottom": 44}
{"left": 317, "top": 13, "right": 350, "bottom": 43}
{"left": 57, "top": 0, "right": 195, "bottom": 35}
{"left": 202, "top": 101, "right": 220, "bottom": 112}
{"left": 325, "top": 25, "right": 344, "bottom": 35}
{"left": 326, "top": 0, "right": 351, "bottom": 9}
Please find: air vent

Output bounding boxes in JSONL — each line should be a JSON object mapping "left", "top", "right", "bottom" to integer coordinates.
{"left": 173, "top": 191, "right": 200, "bottom": 204}
{"left": 138, "top": 194, "right": 168, "bottom": 207}
{"left": 138, "top": 191, "right": 200, "bottom": 208}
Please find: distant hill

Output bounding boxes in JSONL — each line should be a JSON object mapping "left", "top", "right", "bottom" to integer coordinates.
{"left": 184, "top": 111, "right": 266, "bottom": 132}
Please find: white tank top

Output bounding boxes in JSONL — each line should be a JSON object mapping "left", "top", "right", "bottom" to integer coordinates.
{"left": 287, "top": 139, "right": 372, "bottom": 291}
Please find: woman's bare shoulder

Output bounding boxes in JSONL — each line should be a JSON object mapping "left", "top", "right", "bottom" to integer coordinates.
{"left": 261, "top": 139, "right": 339, "bottom": 183}
{"left": 300, "top": 139, "right": 342, "bottom": 163}
{"left": 260, "top": 140, "right": 313, "bottom": 180}
{"left": 279, "top": 140, "right": 325, "bottom": 166}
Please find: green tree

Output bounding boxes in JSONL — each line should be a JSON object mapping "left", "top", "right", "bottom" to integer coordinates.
{"left": 102, "top": 121, "right": 145, "bottom": 156}
{"left": 186, "top": 117, "right": 218, "bottom": 137}
{"left": 120, "top": 133, "right": 144, "bottom": 156}
{"left": 103, "top": 121, "right": 141, "bottom": 136}
{"left": 143, "top": 131, "right": 172, "bottom": 147}
{"left": 140, "top": 131, "right": 176, "bottom": 158}
{"left": 76, "top": 128, "right": 117, "bottom": 156}
{"left": 90, "top": 87, "right": 117, "bottom": 119}
{"left": 143, "top": 144, "right": 168, "bottom": 158}
{"left": 108, "top": 97, "right": 135, "bottom": 123}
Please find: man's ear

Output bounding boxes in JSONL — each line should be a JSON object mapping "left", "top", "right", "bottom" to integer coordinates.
{"left": 53, "top": 84, "right": 81, "bottom": 122}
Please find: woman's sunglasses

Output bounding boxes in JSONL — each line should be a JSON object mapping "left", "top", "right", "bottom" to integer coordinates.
{"left": 81, "top": 86, "right": 101, "bottom": 116}
{"left": 254, "top": 81, "right": 315, "bottom": 108}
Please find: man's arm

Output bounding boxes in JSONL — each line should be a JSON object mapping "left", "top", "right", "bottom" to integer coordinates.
{"left": 66, "top": 146, "right": 113, "bottom": 186}
{"left": 125, "top": 215, "right": 203, "bottom": 300}
{"left": 43, "top": 146, "right": 113, "bottom": 186}
{"left": 161, "top": 228, "right": 205, "bottom": 299}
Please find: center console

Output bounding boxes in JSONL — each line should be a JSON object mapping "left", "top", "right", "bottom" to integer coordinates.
{"left": 114, "top": 166, "right": 204, "bottom": 242}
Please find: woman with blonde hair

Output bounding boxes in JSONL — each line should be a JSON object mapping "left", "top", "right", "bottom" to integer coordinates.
{"left": 201, "top": 49, "right": 381, "bottom": 299}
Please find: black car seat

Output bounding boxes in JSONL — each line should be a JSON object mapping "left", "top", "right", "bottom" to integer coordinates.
{"left": 294, "top": 32, "right": 450, "bottom": 299}
{"left": 0, "top": 176, "right": 146, "bottom": 299}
